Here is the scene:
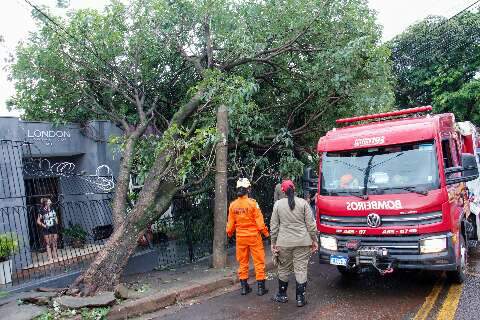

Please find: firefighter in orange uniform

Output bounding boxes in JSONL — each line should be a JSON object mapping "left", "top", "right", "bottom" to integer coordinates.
{"left": 227, "top": 178, "right": 270, "bottom": 296}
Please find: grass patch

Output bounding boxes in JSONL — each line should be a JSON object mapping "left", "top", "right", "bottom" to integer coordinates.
{"left": 34, "top": 307, "right": 110, "bottom": 320}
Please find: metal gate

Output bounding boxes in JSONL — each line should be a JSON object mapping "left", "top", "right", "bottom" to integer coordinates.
{"left": 0, "top": 140, "right": 115, "bottom": 288}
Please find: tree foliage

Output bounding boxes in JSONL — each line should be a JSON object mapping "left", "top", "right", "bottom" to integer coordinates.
{"left": 10, "top": 0, "right": 393, "bottom": 183}
{"left": 390, "top": 11, "right": 480, "bottom": 123}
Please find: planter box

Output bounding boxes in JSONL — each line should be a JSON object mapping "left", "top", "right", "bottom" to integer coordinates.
{"left": 0, "top": 259, "right": 13, "bottom": 284}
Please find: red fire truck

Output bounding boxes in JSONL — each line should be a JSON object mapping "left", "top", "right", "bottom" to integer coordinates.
{"left": 311, "top": 106, "right": 479, "bottom": 282}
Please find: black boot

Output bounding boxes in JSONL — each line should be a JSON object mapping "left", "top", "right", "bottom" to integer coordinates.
{"left": 272, "top": 279, "right": 288, "bottom": 303}
{"left": 296, "top": 281, "right": 307, "bottom": 307}
{"left": 240, "top": 279, "right": 252, "bottom": 295}
{"left": 257, "top": 280, "right": 268, "bottom": 296}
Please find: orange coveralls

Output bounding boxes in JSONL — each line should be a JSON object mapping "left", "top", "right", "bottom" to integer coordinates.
{"left": 226, "top": 195, "right": 270, "bottom": 280}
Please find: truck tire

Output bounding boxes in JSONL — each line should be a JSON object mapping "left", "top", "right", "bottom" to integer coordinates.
{"left": 337, "top": 266, "right": 358, "bottom": 277}
{"left": 467, "top": 216, "right": 478, "bottom": 254}
{"left": 447, "top": 235, "right": 466, "bottom": 284}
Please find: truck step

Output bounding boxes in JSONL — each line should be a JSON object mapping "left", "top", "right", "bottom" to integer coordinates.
{"left": 468, "top": 240, "right": 477, "bottom": 248}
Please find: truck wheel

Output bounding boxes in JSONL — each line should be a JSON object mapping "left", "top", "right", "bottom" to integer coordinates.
{"left": 447, "top": 235, "right": 467, "bottom": 284}
{"left": 337, "top": 266, "right": 358, "bottom": 277}
{"left": 467, "top": 216, "right": 478, "bottom": 254}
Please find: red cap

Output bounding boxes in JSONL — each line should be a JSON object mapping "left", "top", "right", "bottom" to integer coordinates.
{"left": 281, "top": 180, "right": 295, "bottom": 193}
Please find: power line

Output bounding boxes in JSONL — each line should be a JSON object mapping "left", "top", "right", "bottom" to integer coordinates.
{"left": 9, "top": 0, "right": 146, "bottom": 121}
{"left": 22, "top": 0, "right": 138, "bottom": 92}
{"left": 392, "top": 1, "right": 480, "bottom": 55}
{"left": 392, "top": 1, "right": 480, "bottom": 68}
{"left": 447, "top": 0, "right": 480, "bottom": 18}
{"left": 9, "top": 1, "right": 109, "bottom": 115}
{"left": 440, "top": 0, "right": 480, "bottom": 17}
{"left": 20, "top": 0, "right": 178, "bottom": 113}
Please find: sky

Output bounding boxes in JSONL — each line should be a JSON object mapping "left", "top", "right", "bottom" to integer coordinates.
{"left": 0, "top": 0, "right": 477, "bottom": 117}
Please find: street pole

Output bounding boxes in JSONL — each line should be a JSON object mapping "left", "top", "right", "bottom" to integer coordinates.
{"left": 213, "top": 104, "right": 228, "bottom": 268}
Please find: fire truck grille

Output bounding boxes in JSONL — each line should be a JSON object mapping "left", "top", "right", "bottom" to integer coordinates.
{"left": 336, "top": 236, "right": 420, "bottom": 255}
{"left": 320, "top": 211, "right": 442, "bottom": 228}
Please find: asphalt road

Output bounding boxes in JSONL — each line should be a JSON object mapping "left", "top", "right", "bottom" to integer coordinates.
{"left": 148, "top": 248, "right": 480, "bottom": 320}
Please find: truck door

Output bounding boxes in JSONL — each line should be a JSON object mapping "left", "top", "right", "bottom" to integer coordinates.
{"left": 454, "top": 135, "right": 472, "bottom": 218}
{"left": 442, "top": 136, "right": 463, "bottom": 235}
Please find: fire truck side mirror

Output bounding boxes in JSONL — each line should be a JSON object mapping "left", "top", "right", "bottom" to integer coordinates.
{"left": 303, "top": 167, "right": 318, "bottom": 192}
{"left": 462, "top": 153, "right": 479, "bottom": 180}
{"left": 445, "top": 166, "right": 463, "bottom": 175}
{"left": 446, "top": 153, "right": 479, "bottom": 185}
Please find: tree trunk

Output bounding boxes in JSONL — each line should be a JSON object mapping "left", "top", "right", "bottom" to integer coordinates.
{"left": 212, "top": 105, "right": 228, "bottom": 268}
{"left": 71, "top": 152, "right": 172, "bottom": 294}
{"left": 111, "top": 135, "right": 137, "bottom": 229}
{"left": 70, "top": 181, "right": 177, "bottom": 295}
{"left": 70, "top": 91, "right": 204, "bottom": 296}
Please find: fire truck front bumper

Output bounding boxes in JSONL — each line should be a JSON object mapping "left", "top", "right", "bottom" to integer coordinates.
{"left": 318, "top": 233, "right": 458, "bottom": 271}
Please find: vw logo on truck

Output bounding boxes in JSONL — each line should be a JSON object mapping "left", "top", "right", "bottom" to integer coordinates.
{"left": 366, "top": 213, "right": 382, "bottom": 228}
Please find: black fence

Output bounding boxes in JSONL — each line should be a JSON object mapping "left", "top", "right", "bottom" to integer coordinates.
{"left": 150, "top": 195, "right": 214, "bottom": 268}
{"left": 148, "top": 177, "right": 277, "bottom": 270}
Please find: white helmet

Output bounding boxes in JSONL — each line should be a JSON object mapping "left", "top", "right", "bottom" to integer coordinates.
{"left": 236, "top": 178, "right": 251, "bottom": 189}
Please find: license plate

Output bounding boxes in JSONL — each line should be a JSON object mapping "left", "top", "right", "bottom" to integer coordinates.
{"left": 358, "top": 247, "right": 388, "bottom": 257}
{"left": 330, "top": 255, "right": 348, "bottom": 266}
{"left": 358, "top": 248, "right": 378, "bottom": 256}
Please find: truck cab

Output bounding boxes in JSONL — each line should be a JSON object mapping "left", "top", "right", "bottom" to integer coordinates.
{"left": 313, "top": 106, "right": 479, "bottom": 282}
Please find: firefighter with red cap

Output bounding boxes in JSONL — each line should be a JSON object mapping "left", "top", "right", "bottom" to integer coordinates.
{"left": 227, "top": 178, "right": 270, "bottom": 296}
{"left": 270, "top": 179, "right": 318, "bottom": 307}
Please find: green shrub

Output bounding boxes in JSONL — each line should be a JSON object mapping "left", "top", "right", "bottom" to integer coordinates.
{"left": 0, "top": 233, "right": 19, "bottom": 262}
{"left": 63, "top": 224, "right": 88, "bottom": 241}
{"left": 81, "top": 306, "right": 110, "bottom": 319}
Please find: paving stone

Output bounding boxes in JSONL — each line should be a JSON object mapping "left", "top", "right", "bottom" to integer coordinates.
{"left": 20, "top": 291, "right": 58, "bottom": 306}
{"left": 1, "top": 291, "right": 57, "bottom": 307}
{"left": 0, "top": 301, "right": 46, "bottom": 320}
{"left": 114, "top": 284, "right": 129, "bottom": 299}
{"left": 54, "top": 291, "right": 116, "bottom": 309}
{"left": 114, "top": 284, "right": 147, "bottom": 300}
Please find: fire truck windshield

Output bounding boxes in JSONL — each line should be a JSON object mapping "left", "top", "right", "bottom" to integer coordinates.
{"left": 320, "top": 141, "right": 440, "bottom": 196}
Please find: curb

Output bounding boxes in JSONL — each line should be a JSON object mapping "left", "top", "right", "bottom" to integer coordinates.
{"left": 177, "top": 278, "right": 235, "bottom": 301}
{"left": 107, "top": 260, "right": 275, "bottom": 320}
{"left": 108, "top": 292, "right": 177, "bottom": 320}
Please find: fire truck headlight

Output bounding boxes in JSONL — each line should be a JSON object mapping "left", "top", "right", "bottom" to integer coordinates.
{"left": 320, "top": 235, "right": 338, "bottom": 251}
{"left": 420, "top": 236, "right": 447, "bottom": 254}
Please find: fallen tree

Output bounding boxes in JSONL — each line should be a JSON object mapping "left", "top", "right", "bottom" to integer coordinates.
{"left": 10, "top": 0, "right": 393, "bottom": 295}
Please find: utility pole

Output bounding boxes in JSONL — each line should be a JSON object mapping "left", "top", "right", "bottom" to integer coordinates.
{"left": 212, "top": 105, "right": 228, "bottom": 268}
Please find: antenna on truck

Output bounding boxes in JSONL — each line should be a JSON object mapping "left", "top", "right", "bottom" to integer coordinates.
{"left": 336, "top": 106, "right": 432, "bottom": 125}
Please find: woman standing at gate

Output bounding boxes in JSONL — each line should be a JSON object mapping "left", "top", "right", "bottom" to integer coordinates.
{"left": 37, "top": 198, "right": 59, "bottom": 262}
{"left": 270, "top": 180, "right": 318, "bottom": 307}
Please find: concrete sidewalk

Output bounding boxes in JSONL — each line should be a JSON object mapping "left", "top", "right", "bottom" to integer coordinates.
{"left": 0, "top": 245, "right": 274, "bottom": 320}
{"left": 107, "top": 246, "right": 274, "bottom": 320}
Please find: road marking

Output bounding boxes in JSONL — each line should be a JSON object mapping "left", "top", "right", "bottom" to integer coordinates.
{"left": 413, "top": 279, "right": 444, "bottom": 320}
{"left": 436, "top": 283, "right": 463, "bottom": 320}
